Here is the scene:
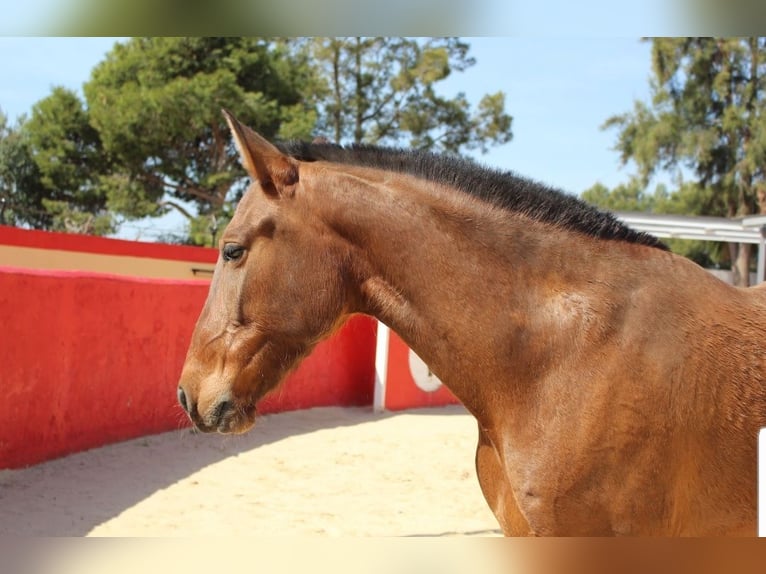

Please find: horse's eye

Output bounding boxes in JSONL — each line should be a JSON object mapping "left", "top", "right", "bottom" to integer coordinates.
{"left": 222, "top": 243, "right": 245, "bottom": 262}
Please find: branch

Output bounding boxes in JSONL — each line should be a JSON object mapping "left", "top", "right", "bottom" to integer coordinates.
{"left": 361, "top": 90, "right": 400, "bottom": 123}
{"left": 141, "top": 172, "right": 219, "bottom": 205}
{"left": 159, "top": 200, "right": 195, "bottom": 220}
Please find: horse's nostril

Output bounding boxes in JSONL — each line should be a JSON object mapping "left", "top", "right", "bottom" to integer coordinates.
{"left": 177, "top": 386, "right": 189, "bottom": 413}
{"left": 212, "top": 400, "right": 233, "bottom": 426}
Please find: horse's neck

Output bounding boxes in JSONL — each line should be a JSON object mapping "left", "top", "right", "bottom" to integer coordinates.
{"left": 314, "top": 167, "right": 616, "bottom": 414}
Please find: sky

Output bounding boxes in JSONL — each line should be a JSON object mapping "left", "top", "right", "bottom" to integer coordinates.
{"left": 0, "top": 37, "right": 656, "bottom": 241}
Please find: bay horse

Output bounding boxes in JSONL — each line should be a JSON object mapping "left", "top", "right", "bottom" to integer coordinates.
{"left": 177, "top": 110, "right": 766, "bottom": 536}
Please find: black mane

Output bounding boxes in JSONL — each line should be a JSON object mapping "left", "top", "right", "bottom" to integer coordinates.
{"left": 277, "top": 140, "right": 667, "bottom": 250}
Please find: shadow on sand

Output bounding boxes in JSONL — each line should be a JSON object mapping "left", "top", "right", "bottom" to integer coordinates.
{"left": 0, "top": 405, "right": 472, "bottom": 536}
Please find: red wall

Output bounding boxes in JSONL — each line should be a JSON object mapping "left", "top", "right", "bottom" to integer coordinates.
{"left": 382, "top": 331, "right": 459, "bottom": 411}
{"left": 0, "top": 266, "right": 376, "bottom": 469}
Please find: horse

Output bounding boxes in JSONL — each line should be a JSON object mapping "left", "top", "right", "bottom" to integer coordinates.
{"left": 177, "top": 110, "right": 766, "bottom": 536}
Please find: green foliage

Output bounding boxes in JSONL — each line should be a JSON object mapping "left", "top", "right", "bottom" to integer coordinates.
{"left": 99, "top": 172, "right": 160, "bottom": 219}
{"left": 23, "top": 87, "right": 115, "bottom": 234}
{"left": 602, "top": 38, "right": 766, "bottom": 284}
{"left": 605, "top": 38, "right": 766, "bottom": 217}
{"left": 305, "top": 37, "right": 513, "bottom": 152}
{"left": 6, "top": 37, "right": 513, "bottom": 244}
{"left": 0, "top": 110, "right": 48, "bottom": 227}
{"left": 27, "top": 88, "right": 104, "bottom": 192}
{"left": 40, "top": 198, "right": 115, "bottom": 235}
{"left": 188, "top": 211, "right": 230, "bottom": 248}
{"left": 1, "top": 93, "right": 114, "bottom": 234}
{"left": 83, "top": 37, "right": 316, "bottom": 243}
{"left": 582, "top": 178, "right": 662, "bottom": 213}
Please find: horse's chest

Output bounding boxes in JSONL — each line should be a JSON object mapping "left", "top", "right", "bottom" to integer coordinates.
{"left": 499, "top": 445, "right": 639, "bottom": 536}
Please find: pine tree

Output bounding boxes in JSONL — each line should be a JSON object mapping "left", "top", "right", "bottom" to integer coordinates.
{"left": 303, "top": 37, "right": 513, "bottom": 152}
{"left": 604, "top": 38, "right": 766, "bottom": 286}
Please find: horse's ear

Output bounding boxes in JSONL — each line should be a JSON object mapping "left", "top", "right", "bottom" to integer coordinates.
{"left": 222, "top": 109, "right": 298, "bottom": 197}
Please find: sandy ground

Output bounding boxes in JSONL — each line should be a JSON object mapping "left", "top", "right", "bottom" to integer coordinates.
{"left": 0, "top": 405, "right": 501, "bottom": 537}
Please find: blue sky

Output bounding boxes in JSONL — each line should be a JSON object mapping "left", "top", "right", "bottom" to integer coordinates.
{"left": 444, "top": 38, "right": 653, "bottom": 191}
{"left": 0, "top": 37, "right": 656, "bottom": 240}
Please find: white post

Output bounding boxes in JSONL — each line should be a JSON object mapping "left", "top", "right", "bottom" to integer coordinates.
{"left": 760, "top": 428, "right": 766, "bottom": 537}
{"left": 758, "top": 226, "right": 766, "bottom": 284}
{"left": 373, "top": 321, "right": 390, "bottom": 412}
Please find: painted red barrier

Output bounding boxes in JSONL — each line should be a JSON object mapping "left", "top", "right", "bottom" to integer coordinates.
{"left": 375, "top": 324, "right": 459, "bottom": 411}
{"left": 0, "top": 266, "right": 376, "bottom": 469}
{"left": 258, "top": 314, "right": 377, "bottom": 414}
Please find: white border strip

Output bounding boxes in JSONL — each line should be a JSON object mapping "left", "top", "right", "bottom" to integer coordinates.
{"left": 760, "top": 428, "right": 765, "bottom": 537}
{"left": 373, "top": 321, "right": 390, "bottom": 412}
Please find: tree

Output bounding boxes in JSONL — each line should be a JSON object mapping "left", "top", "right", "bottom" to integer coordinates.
{"left": 84, "top": 37, "right": 317, "bottom": 245}
{"left": 304, "top": 37, "right": 513, "bottom": 152}
{"left": 582, "top": 178, "right": 663, "bottom": 213}
{"left": 604, "top": 38, "right": 766, "bottom": 286}
{"left": 12, "top": 37, "right": 511, "bottom": 244}
{"left": 0, "top": 110, "right": 47, "bottom": 228}
{"left": 24, "top": 87, "right": 114, "bottom": 235}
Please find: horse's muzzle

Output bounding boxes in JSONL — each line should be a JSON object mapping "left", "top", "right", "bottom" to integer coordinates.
{"left": 177, "top": 385, "right": 254, "bottom": 434}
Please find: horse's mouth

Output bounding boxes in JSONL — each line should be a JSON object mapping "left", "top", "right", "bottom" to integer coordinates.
{"left": 190, "top": 399, "right": 257, "bottom": 435}
{"left": 216, "top": 414, "right": 256, "bottom": 435}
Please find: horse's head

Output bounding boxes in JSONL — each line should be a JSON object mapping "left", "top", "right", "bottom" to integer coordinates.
{"left": 177, "top": 111, "right": 354, "bottom": 433}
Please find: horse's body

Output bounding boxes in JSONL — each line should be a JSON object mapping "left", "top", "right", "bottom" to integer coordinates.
{"left": 177, "top": 112, "right": 766, "bottom": 536}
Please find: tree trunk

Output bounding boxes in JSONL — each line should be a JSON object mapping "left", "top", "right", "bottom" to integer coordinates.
{"left": 758, "top": 182, "right": 766, "bottom": 215}
{"left": 332, "top": 42, "right": 343, "bottom": 145}
{"left": 731, "top": 242, "right": 752, "bottom": 287}
{"left": 353, "top": 37, "right": 364, "bottom": 145}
